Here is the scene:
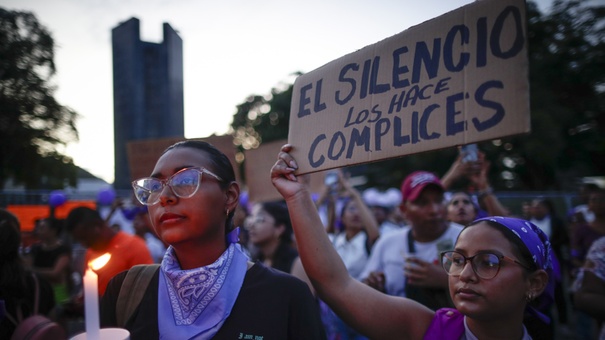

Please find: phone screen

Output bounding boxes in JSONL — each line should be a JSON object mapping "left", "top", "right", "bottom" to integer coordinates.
{"left": 460, "top": 144, "right": 478, "bottom": 163}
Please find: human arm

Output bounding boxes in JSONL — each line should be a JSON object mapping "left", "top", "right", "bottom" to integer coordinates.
{"left": 314, "top": 174, "right": 338, "bottom": 233}
{"left": 573, "top": 269, "right": 605, "bottom": 320}
{"left": 440, "top": 152, "right": 479, "bottom": 190}
{"left": 573, "top": 238, "right": 605, "bottom": 320}
{"left": 468, "top": 152, "right": 509, "bottom": 217}
{"left": 271, "top": 144, "right": 433, "bottom": 339}
{"left": 338, "top": 172, "right": 381, "bottom": 247}
{"left": 30, "top": 254, "right": 71, "bottom": 284}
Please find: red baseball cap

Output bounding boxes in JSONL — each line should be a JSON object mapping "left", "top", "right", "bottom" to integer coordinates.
{"left": 401, "top": 171, "right": 444, "bottom": 202}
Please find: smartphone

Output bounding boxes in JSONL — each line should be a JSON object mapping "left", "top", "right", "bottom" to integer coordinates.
{"left": 460, "top": 144, "right": 478, "bottom": 163}
{"left": 324, "top": 172, "right": 338, "bottom": 188}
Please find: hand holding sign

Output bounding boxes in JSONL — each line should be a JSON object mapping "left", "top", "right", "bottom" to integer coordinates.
{"left": 288, "top": 0, "right": 530, "bottom": 174}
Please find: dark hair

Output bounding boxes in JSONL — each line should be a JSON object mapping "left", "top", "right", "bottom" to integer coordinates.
{"left": 39, "top": 217, "right": 63, "bottom": 236}
{"left": 338, "top": 197, "right": 356, "bottom": 232}
{"left": 0, "top": 208, "right": 25, "bottom": 293}
{"left": 65, "top": 206, "right": 104, "bottom": 232}
{"left": 163, "top": 140, "right": 237, "bottom": 233}
{"left": 260, "top": 201, "right": 292, "bottom": 244}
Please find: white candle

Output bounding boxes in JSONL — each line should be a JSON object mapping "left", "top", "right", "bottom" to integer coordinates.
{"left": 83, "top": 268, "right": 100, "bottom": 340}
{"left": 84, "top": 253, "right": 111, "bottom": 340}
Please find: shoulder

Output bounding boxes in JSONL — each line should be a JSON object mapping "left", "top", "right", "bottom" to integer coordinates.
{"left": 104, "top": 269, "right": 129, "bottom": 296}
{"left": 376, "top": 229, "right": 407, "bottom": 247}
{"left": 118, "top": 231, "right": 145, "bottom": 245}
{"left": 425, "top": 308, "right": 465, "bottom": 340}
{"left": 588, "top": 237, "right": 605, "bottom": 257}
{"left": 103, "top": 266, "right": 160, "bottom": 303}
{"left": 447, "top": 222, "right": 464, "bottom": 233}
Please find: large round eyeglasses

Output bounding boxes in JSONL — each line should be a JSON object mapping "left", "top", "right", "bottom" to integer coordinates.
{"left": 132, "top": 167, "right": 223, "bottom": 206}
{"left": 440, "top": 250, "right": 531, "bottom": 280}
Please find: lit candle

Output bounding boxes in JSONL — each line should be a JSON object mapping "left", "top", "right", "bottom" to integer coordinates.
{"left": 84, "top": 253, "right": 111, "bottom": 340}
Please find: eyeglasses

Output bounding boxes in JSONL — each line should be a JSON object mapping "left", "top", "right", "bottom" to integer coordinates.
{"left": 440, "top": 250, "right": 531, "bottom": 280}
{"left": 132, "top": 167, "right": 223, "bottom": 206}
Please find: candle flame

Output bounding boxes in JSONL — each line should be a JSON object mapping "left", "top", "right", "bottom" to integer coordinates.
{"left": 89, "top": 253, "right": 111, "bottom": 271}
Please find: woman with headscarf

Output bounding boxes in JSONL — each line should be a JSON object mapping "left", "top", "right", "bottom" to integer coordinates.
{"left": 272, "top": 144, "right": 554, "bottom": 340}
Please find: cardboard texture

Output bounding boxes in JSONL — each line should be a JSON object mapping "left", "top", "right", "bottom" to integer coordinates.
{"left": 288, "top": 0, "right": 530, "bottom": 174}
{"left": 244, "top": 139, "right": 326, "bottom": 203}
{"left": 126, "top": 134, "right": 240, "bottom": 182}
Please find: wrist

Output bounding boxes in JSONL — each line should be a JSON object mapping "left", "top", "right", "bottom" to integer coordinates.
{"left": 477, "top": 187, "right": 493, "bottom": 198}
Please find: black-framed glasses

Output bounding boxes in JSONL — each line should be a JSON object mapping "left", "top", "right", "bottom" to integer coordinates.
{"left": 440, "top": 250, "right": 531, "bottom": 280}
{"left": 132, "top": 167, "right": 223, "bottom": 206}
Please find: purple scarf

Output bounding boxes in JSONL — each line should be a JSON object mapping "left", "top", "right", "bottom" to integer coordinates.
{"left": 158, "top": 228, "right": 249, "bottom": 339}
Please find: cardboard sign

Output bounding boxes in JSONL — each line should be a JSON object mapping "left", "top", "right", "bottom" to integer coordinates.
{"left": 126, "top": 134, "right": 240, "bottom": 182}
{"left": 244, "top": 139, "right": 327, "bottom": 203}
{"left": 289, "top": 0, "right": 529, "bottom": 174}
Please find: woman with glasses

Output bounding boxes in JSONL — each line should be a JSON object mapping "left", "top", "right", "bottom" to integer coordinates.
{"left": 271, "top": 144, "right": 553, "bottom": 340}
{"left": 100, "top": 140, "right": 326, "bottom": 339}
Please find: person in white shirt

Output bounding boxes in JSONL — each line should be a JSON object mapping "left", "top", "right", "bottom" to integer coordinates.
{"left": 362, "top": 187, "right": 407, "bottom": 236}
{"left": 360, "top": 171, "right": 463, "bottom": 310}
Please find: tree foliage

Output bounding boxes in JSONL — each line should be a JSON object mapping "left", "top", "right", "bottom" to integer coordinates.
{"left": 232, "top": 0, "right": 604, "bottom": 191}
{"left": 495, "top": 0, "right": 605, "bottom": 190}
{"left": 0, "top": 8, "right": 79, "bottom": 190}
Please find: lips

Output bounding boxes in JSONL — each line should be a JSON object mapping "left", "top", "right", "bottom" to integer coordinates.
{"left": 456, "top": 287, "right": 481, "bottom": 299}
{"left": 159, "top": 212, "right": 185, "bottom": 224}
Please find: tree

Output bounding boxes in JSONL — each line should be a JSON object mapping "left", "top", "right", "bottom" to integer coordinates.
{"left": 231, "top": 74, "right": 298, "bottom": 150}
{"left": 0, "top": 8, "right": 79, "bottom": 190}
{"left": 230, "top": 0, "right": 605, "bottom": 191}
{"left": 494, "top": 0, "right": 605, "bottom": 190}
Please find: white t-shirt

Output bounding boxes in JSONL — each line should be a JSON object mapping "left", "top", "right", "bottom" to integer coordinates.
{"left": 329, "top": 232, "right": 371, "bottom": 281}
{"left": 359, "top": 222, "right": 464, "bottom": 297}
{"left": 530, "top": 215, "right": 552, "bottom": 239}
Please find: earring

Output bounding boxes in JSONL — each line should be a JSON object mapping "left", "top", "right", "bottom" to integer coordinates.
{"left": 526, "top": 292, "right": 533, "bottom": 302}
{"left": 226, "top": 208, "right": 230, "bottom": 216}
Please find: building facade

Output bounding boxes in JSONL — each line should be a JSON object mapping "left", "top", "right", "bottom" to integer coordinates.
{"left": 112, "top": 18, "right": 184, "bottom": 189}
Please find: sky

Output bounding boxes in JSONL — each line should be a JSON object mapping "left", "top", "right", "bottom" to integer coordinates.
{"left": 2, "top": 0, "right": 554, "bottom": 184}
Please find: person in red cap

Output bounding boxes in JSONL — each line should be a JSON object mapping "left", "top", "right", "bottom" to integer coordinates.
{"left": 359, "top": 170, "right": 464, "bottom": 310}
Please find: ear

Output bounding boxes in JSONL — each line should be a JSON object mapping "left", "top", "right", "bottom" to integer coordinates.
{"left": 527, "top": 269, "right": 549, "bottom": 298}
{"left": 225, "top": 181, "right": 240, "bottom": 214}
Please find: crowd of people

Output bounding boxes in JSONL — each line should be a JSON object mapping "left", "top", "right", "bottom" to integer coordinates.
{"left": 1, "top": 140, "right": 604, "bottom": 339}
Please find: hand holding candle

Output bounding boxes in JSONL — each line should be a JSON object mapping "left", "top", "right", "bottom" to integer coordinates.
{"left": 84, "top": 253, "right": 111, "bottom": 340}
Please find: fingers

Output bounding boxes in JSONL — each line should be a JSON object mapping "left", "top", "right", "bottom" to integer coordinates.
{"left": 278, "top": 144, "right": 298, "bottom": 170}
{"left": 272, "top": 144, "right": 298, "bottom": 182}
{"left": 364, "top": 271, "right": 386, "bottom": 292}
